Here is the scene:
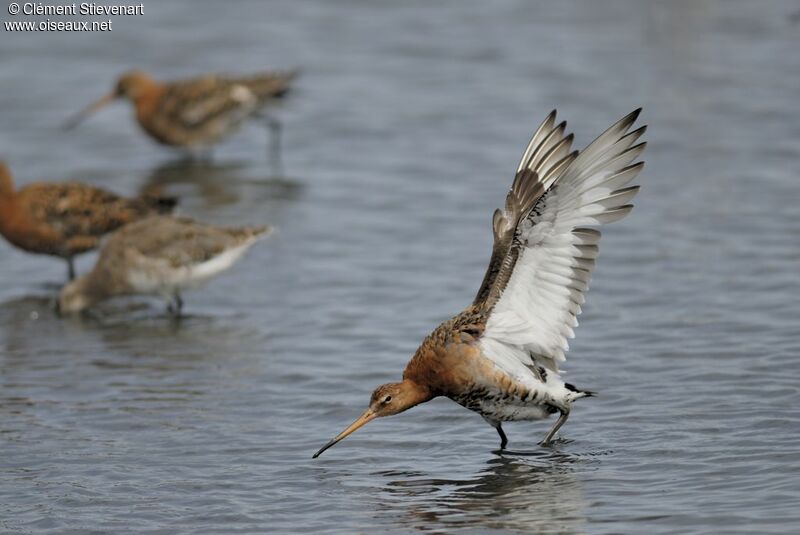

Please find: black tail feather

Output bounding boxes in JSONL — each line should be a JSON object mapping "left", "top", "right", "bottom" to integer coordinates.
{"left": 154, "top": 196, "right": 179, "bottom": 213}
{"left": 140, "top": 194, "right": 179, "bottom": 214}
{"left": 565, "top": 382, "right": 595, "bottom": 397}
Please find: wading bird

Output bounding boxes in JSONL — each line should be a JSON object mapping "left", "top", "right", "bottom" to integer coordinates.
{"left": 314, "top": 109, "right": 645, "bottom": 457}
{"left": 0, "top": 161, "right": 176, "bottom": 280}
{"left": 64, "top": 69, "right": 296, "bottom": 160}
{"left": 58, "top": 215, "right": 270, "bottom": 315}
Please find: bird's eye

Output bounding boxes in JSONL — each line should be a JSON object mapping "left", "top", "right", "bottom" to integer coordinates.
{"left": 383, "top": 396, "right": 392, "bottom": 404}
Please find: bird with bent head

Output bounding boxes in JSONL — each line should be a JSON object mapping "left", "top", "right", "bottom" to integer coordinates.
{"left": 314, "top": 109, "right": 646, "bottom": 458}
{"left": 57, "top": 215, "right": 271, "bottom": 315}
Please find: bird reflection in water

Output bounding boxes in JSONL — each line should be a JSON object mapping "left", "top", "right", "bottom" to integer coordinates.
{"left": 140, "top": 159, "right": 303, "bottom": 212}
{"left": 0, "top": 295, "right": 58, "bottom": 357}
{"left": 379, "top": 452, "right": 588, "bottom": 533}
{"left": 0, "top": 291, "right": 267, "bottom": 367}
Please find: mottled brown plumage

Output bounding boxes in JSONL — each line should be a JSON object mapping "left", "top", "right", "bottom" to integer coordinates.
{"left": 65, "top": 69, "right": 296, "bottom": 150}
{"left": 58, "top": 215, "right": 270, "bottom": 314}
{"left": 0, "top": 161, "right": 176, "bottom": 279}
{"left": 314, "top": 109, "right": 646, "bottom": 458}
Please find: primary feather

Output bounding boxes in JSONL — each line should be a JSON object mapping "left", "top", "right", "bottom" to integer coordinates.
{"left": 477, "top": 109, "right": 646, "bottom": 373}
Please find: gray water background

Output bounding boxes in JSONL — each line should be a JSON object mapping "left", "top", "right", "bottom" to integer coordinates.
{"left": 1, "top": 1, "right": 799, "bottom": 533}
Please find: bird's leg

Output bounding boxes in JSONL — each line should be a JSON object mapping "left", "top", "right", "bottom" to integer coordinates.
{"left": 188, "top": 147, "right": 213, "bottom": 164}
{"left": 66, "top": 257, "right": 76, "bottom": 281}
{"left": 539, "top": 409, "right": 569, "bottom": 447}
{"left": 167, "top": 292, "right": 184, "bottom": 316}
{"left": 173, "top": 292, "right": 183, "bottom": 314}
{"left": 495, "top": 423, "right": 508, "bottom": 450}
{"left": 264, "top": 115, "right": 284, "bottom": 175}
{"left": 483, "top": 417, "right": 508, "bottom": 450}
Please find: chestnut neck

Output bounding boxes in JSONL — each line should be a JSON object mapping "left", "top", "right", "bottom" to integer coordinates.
{"left": 0, "top": 163, "right": 15, "bottom": 200}
{"left": 397, "top": 378, "right": 435, "bottom": 410}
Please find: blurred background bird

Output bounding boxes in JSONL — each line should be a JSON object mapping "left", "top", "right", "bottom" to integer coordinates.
{"left": 0, "top": 160, "right": 177, "bottom": 280}
{"left": 57, "top": 215, "right": 271, "bottom": 315}
{"left": 64, "top": 69, "right": 297, "bottom": 164}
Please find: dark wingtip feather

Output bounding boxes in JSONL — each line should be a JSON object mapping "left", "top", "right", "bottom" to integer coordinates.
{"left": 626, "top": 161, "right": 646, "bottom": 172}
{"left": 620, "top": 108, "right": 642, "bottom": 128}
{"left": 612, "top": 184, "right": 641, "bottom": 196}
{"left": 622, "top": 125, "right": 647, "bottom": 142}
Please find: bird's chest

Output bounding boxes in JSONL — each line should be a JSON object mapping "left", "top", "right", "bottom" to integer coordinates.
{"left": 415, "top": 340, "right": 554, "bottom": 422}
{"left": 0, "top": 205, "right": 63, "bottom": 256}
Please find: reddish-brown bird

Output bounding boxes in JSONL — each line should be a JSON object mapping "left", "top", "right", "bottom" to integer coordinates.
{"left": 64, "top": 69, "right": 296, "bottom": 154}
{"left": 0, "top": 161, "right": 176, "bottom": 280}
{"left": 313, "top": 109, "right": 646, "bottom": 457}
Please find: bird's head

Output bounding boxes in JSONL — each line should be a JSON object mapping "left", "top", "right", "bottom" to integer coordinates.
{"left": 312, "top": 379, "right": 431, "bottom": 458}
{"left": 57, "top": 275, "right": 96, "bottom": 314}
{"left": 113, "top": 69, "right": 155, "bottom": 100}
{"left": 63, "top": 69, "right": 155, "bottom": 130}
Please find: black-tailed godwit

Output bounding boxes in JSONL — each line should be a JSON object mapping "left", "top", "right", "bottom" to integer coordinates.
{"left": 0, "top": 161, "right": 176, "bottom": 280}
{"left": 64, "top": 69, "right": 296, "bottom": 156}
{"left": 314, "top": 109, "right": 646, "bottom": 457}
{"left": 57, "top": 215, "right": 270, "bottom": 314}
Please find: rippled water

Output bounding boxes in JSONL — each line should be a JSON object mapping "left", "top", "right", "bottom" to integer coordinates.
{"left": 2, "top": 1, "right": 799, "bottom": 533}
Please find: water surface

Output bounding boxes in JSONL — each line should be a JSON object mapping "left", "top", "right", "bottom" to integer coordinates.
{"left": 1, "top": 1, "right": 799, "bottom": 533}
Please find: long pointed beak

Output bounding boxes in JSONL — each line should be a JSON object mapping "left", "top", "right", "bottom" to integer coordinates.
{"left": 63, "top": 93, "right": 115, "bottom": 130}
{"left": 313, "top": 408, "right": 376, "bottom": 458}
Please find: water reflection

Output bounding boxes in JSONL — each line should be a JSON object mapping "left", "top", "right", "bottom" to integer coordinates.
{"left": 0, "top": 294, "right": 60, "bottom": 357}
{"left": 0, "top": 292, "right": 267, "bottom": 365}
{"left": 382, "top": 452, "right": 588, "bottom": 534}
{"left": 88, "top": 311, "right": 269, "bottom": 363}
{"left": 140, "top": 159, "right": 304, "bottom": 211}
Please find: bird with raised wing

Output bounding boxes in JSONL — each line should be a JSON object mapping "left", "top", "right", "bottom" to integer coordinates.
{"left": 313, "top": 109, "right": 646, "bottom": 457}
{"left": 58, "top": 215, "right": 270, "bottom": 314}
{"left": 0, "top": 161, "right": 176, "bottom": 280}
{"left": 64, "top": 69, "right": 296, "bottom": 157}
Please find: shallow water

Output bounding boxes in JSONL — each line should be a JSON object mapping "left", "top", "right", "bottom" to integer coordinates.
{"left": 2, "top": 1, "right": 799, "bottom": 533}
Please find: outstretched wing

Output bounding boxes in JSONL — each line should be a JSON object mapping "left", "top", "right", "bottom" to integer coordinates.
{"left": 475, "top": 109, "right": 646, "bottom": 372}
{"left": 473, "top": 110, "right": 578, "bottom": 307}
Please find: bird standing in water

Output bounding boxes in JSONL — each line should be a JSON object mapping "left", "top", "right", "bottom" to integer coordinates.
{"left": 0, "top": 161, "right": 176, "bottom": 280}
{"left": 58, "top": 215, "right": 270, "bottom": 315}
{"left": 314, "top": 109, "right": 646, "bottom": 457}
{"left": 64, "top": 69, "right": 296, "bottom": 162}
